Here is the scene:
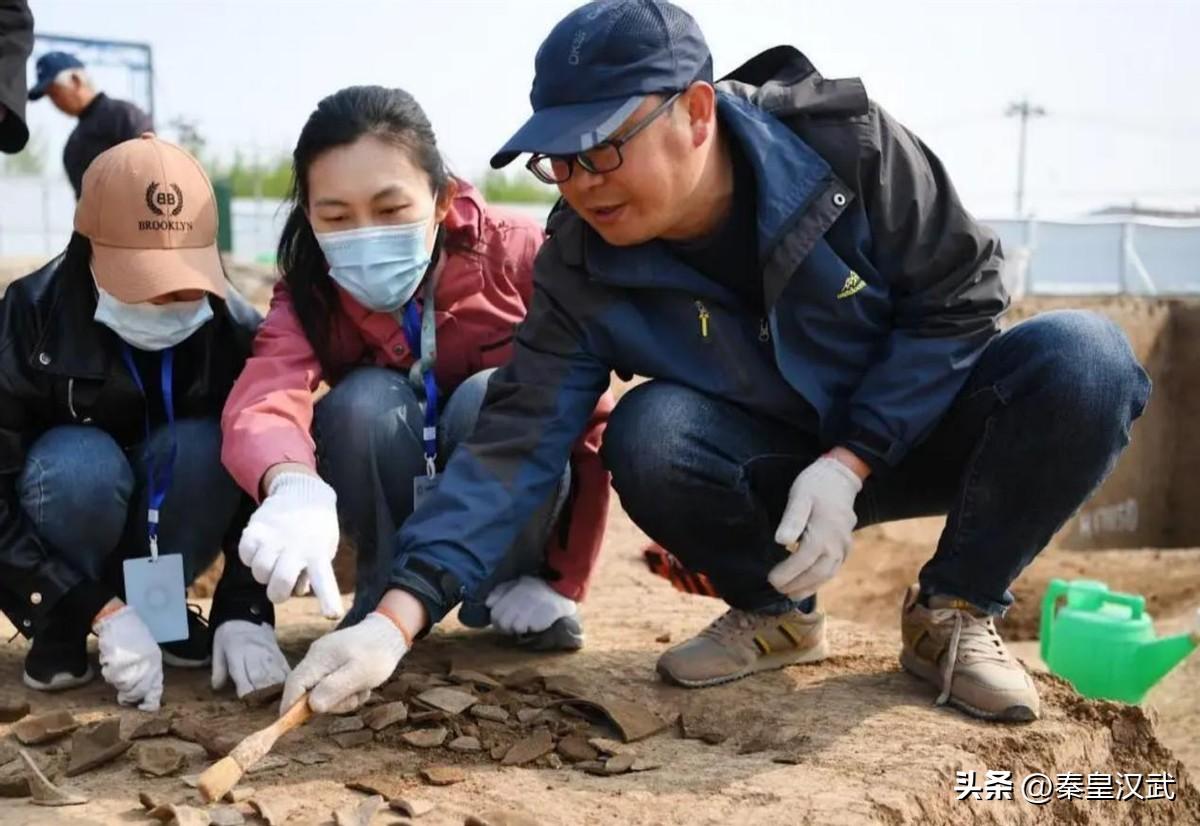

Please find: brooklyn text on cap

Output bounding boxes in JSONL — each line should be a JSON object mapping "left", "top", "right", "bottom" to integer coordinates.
{"left": 490, "top": 0, "right": 712, "bottom": 168}
{"left": 74, "top": 133, "right": 228, "bottom": 304}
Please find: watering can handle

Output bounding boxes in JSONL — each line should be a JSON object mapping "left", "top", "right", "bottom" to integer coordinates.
{"left": 1101, "top": 591, "right": 1145, "bottom": 619}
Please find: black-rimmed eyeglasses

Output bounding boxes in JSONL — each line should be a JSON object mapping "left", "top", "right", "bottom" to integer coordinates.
{"left": 526, "top": 92, "right": 683, "bottom": 185}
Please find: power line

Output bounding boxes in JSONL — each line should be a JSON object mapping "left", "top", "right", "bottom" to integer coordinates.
{"left": 1005, "top": 98, "right": 1047, "bottom": 217}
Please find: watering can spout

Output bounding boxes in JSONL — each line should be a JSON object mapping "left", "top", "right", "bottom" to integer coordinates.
{"left": 1131, "top": 611, "right": 1200, "bottom": 697}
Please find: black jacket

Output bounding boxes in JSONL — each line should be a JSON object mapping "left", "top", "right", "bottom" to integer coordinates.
{"left": 0, "top": 250, "right": 270, "bottom": 637}
{"left": 63, "top": 93, "right": 153, "bottom": 197}
{"left": 0, "top": 0, "right": 33, "bottom": 153}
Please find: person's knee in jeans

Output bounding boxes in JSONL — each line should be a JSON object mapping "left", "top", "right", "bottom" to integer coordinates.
{"left": 17, "top": 426, "right": 134, "bottom": 580}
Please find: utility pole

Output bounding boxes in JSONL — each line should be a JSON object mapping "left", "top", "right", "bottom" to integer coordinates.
{"left": 1005, "top": 98, "right": 1046, "bottom": 217}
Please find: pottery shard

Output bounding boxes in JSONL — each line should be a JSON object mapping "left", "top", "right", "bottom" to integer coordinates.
{"left": 587, "top": 738, "right": 633, "bottom": 756}
{"left": 448, "top": 736, "right": 482, "bottom": 753}
{"left": 469, "top": 703, "right": 510, "bottom": 723}
{"left": 346, "top": 773, "right": 406, "bottom": 800}
{"left": 363, "top": 701, "right": 408, "bottom": 731}
{"left": 224, "top": 786, "right": 257, "bottom": 803}
{"left": 210, "top": 805, "right": 245, "bottom": 826}
{"left": 655, "top": 632, "right": 672, "bottom": 644}
{"left": 66, "top": 717, "right": 132, "bottom": 776}
{"left": 328, "top": 715, "right": 366, "bottom": 735}
{"left": 416, "top": 687, "right": 477, "bottom": 715}
{"left": 448, "top": 669, "right": 502, "bottom": 690}
{"left": 0, "top": 697, "right": 30, "bottom": 723}
{"left": 170, "top": 718, "right": 238, "bottom": 756}
{"left": 169, "top": 805, "right": 212, "bottom": 826}
{"left": 333, "top": 730, "right": 374, "bottom": 749}
{"left": 20, "top": 749, "right": 87, "bottom": 806}
{"left": 136, "top": 743, "right": 186, "bottom": 777}
{"left": 390, "top": 797, "right": 435, "bottom": 817}
{"left": 577, "top": 761, "right": 607, "bottom": 775}
{"left": 334, "top": 794, "right": 385, "bottom": 826}
{"left": 556, "top": 735, "right": 599, "bottom": 763}
{"left": 542, "top": 674, "right": 587, "bottom": 698}
{"left": 604, "top": 753, "right": 636, "bottom": 775}
{"left": 516, "top": 709, "right": 540, "bottom": 725}
{"left": 561, "top": 696, "right": 671, "bottom": 743}
{"left": 248, "top": 797, "right": 293, "bottom": 825}
{"left": 129, "top": 714, "right": 174, "bottom": 740}
{"left": 14, "top": 710, "right": 79, "bottom": 745}
{"left": 499, "top": 667, "right": 545, "bottom": 691}
{"left": 240, "top": 682, "right": 284, "bottom": 708}
{"left": 293, "top": 751, "right": 332, "bottom": 766}
{"left": 419, "top": 765, "right": 465, "bottom": 786}
{"left": 246, "top": 754, "right": 290, "bottom": 775}
{"left": 501, "top": 731, "right": 555, "bottom": 766}
{"left": 630, "top": 759, "right": 661, "bottom": 773}
{"left": 465, "top": 810, "right": 544, "bottom": 826}
{"left": 402, "top": 727, "right": 448, "bottom": 748}
{"left": 139, "top": 791, "right": 161, "bottom": 810}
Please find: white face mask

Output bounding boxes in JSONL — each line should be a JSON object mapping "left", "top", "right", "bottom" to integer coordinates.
{"left": 93, "top": 282, "right": 214, "bottom": 351}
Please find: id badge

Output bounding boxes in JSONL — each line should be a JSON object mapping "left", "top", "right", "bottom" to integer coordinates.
{"left": 122, "top": 553, "right": 188, "bottom": 643}
{"left": 413, "top": 474, "right": 441, "bottom": 511}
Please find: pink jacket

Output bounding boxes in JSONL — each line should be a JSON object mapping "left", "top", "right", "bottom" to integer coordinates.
{"left": 221, "top": 184, "right": 612, "bottom": 600}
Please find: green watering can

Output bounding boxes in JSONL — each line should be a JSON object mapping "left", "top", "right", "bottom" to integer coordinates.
{"left": 1041, "top": 579, "right": 1199, "bottom": 703}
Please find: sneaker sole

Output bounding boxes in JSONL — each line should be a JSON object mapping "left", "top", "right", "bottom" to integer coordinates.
{"left": 657, "top": 634, "right": 830, "bottom": 689}
{"left": 23, "top": 665, "right": 95, "bottom": 692}
{"left": 899, "top": 649, "right": 1038, "bottom": 723}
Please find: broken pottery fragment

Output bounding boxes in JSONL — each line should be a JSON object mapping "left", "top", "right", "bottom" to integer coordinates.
{"left": 363, "top": 701, "right": 408, "bottom": 731}
{"left": 515, "top": 709, "right": 540, "bottom": 725}
{"left": 328, "top": 715, "right": 366, "bottom": 735}
{"left": 248, "top": 796, "right": 292, "bottom": 825}
{"left": 409, "top": 709, "right": 449, "bottom": 725}
{"left": 577, "top": 760, "right": 607, "bottom": 775}
{"left": 210, "top": 805, "right": 245, "bottom": 826}
{"left": 556, "top": 735, "right": 599, "bottom": 763}
{"left": 587, "top": 738, "right": 633, "bottom": 756}
{"left": 448, "top": 736, "right": 482, "bottom": 753}
{"left": 224, "top": 786, "right": 256, "bottom": 803}
{"left": 416, "top": 687, "right": 477, "bottom": 715}
{"left": 390, "top": 796, "right": 435, "bottom": 817}
{"left": 136, "top": 743, "right": 186, "bottom": 777}
{"left": 13, "top": 710, "right": 79, "bottom": 745}
{"left": 240, "top": 682, "right": 284, "bottom": 708}
{"left": 333, "top": 730, "right": 374, "bottom": 749}
{"left": 293, "top": 751, "right": 332, "bottom": 766}
{"left": 170, "top": 718, "right": 238, "bottom": 756}
{"left": 20, "top": 749, "right": 87, "bottom": 806}
{"left": 334, "top": 794, "right": 385, "bottom": 826}
{"left": 345, "top": 774, "right": 406, "bottom": 799}
{"left": 448, "top": 669, "right": 502, "bottom": 690}
{"left": 499, "top": 667, "right": 545, "bottom": 690}
{"left": 557, "top": 696, "right": 670, "bottom": 743}
{"left": 163, "top": 804, "right": 210, "bottom": 825}
{"left": 501, "top": 731, "right": 554, "bottom": 766}
{"left": 630, "top": 759, "right": 661, "bottom": 772}
{"left": 541, "top": 674, "right": 587, "bottom": 698}
{"left": 0, "top": 697, "right": 30, "bottom": 723}
{"left": 465, "top": 809, "right": 543, "bottom": 826}
{"left": 246, "top": 754, "right": 290, "bottom": 774}
{"left": 419, "top": 765, "right": 465, "bottom": 786}
{"left": 401, "top": 727, "right": 448, "bottom": 748}
{"left": 655, "top": 632, "right": 672, "bottom": 644}
{"left": 129, "top": 714, "right": 174, "bottom": 740}
{"left": 66, "top": 717, "right": 132, "bottom": 776}
{"left": 604, "top": 753, "right": 636, "bottom": 775}
{"left": 139, "top": 791, "right": 161, "bottom": 810}
{"left": 469, "top": 704, "right": 509, "bottom": 723}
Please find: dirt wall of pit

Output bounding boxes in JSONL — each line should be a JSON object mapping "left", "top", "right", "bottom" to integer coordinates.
{"left": 1007, "top": 297, "right": 1200, "bottom": 550}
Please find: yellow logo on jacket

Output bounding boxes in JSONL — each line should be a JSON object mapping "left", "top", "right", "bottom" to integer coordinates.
{"left": 837, "top": 271, "right": 866, "bottom": 299}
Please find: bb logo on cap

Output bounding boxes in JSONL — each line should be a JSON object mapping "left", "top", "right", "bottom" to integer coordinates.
{"left": 145, "top": 182, "right": 185, "bottom": 218}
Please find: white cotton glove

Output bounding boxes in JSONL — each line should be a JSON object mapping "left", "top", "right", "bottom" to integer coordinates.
{"left": 239, "top": 472, "right": 344, "bottom": 619}
{"left": 280, "top": 613, "right": 408, "bottom": 715}
{"left": 94, "top": 606, "right": 164, "bottom": 712}
{"left": 769, "top": 455, "right": 863, "bottom": 600}
{"left": 485, "top": 576, "right": 578, "bottom": 635}
{"left": 212, "top": 620, "right": 292, "bottom": 698}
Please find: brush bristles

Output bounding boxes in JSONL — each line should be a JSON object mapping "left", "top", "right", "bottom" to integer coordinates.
{"left": 196, "top": 755, "right": 243, "bottom": 803}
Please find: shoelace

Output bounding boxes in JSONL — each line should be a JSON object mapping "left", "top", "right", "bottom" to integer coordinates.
{"left": 698, "top": 609, "right": 757, "bottom": 641}
{"left": 930, "top": 607, "right": 1008, "bottom": 706}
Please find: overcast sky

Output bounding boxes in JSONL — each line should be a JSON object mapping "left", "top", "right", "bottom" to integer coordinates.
{"left": 18, "top": 0, "right": 1200, "bottom": 219}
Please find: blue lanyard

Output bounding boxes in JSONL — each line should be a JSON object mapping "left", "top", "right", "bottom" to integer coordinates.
{"left": 400, "top": 293, "right": 439, "bottom": 478}
{"left": 119, "top": 345, "right": 176, "bottom": 559}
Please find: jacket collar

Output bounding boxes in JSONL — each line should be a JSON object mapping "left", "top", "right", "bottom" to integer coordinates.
{"left": 579, "top": 89, "right": 841, "bottom": 307}
{"left": 30, "top": 255, "right": 115, "bottom": 379}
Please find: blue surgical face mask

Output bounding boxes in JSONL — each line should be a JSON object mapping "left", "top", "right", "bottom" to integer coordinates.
{"left": 93, "top": 280, "right": 214, "bottom": 352}
{"left": 314, "top": 218, "right": 434, "bottom": 312}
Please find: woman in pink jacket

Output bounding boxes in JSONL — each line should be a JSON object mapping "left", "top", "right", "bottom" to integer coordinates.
{"left": 221, "top": 86, "right": 611, "bottom": 650}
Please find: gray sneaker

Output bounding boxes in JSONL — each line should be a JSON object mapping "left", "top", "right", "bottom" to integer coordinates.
{"left": 657, "top": 606, "right": 828, "bottom": 688}
{"left": 899, "top": 584, "right": 1040, "bottom": 722}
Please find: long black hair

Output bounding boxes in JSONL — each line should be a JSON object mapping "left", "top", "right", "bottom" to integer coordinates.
{"left": 278, "top": 85, "right": 462, "bottom": 380}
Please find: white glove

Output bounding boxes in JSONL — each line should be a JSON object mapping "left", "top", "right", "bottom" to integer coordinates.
{"left": 485, "top": 576, "right": 578, "bottom": 635}
{"left": 239, "top": 472, "right": 344, "bottom": 619}
{"left": 212, "top": 620, "right": 292, "bottom": 698}
{"left": 280, "top": 613, "right": 408, "bottom": 715}
{"left": 94, "top": 606, "right": 164, "bottom": 711}
{"left": 769, "top": 456, "right": 862, "bottom": 600}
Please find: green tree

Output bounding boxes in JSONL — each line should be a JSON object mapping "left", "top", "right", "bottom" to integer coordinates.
{"left": 479, "top": 169, "right": 559, "bottom": 204}
{"left": 2, "top": 131, "right": 45, "bottom": 175}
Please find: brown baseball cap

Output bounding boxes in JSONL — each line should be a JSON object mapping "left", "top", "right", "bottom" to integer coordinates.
{"left": 74, "top": 133, "right": 227, "bottom": 303}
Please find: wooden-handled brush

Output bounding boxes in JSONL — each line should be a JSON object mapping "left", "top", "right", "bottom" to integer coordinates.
{"left": 197, "top": 695, "right": 314, "bottom": 803}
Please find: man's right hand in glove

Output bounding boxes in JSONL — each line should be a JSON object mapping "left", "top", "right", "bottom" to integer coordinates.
{"left": 280, "top": 589, "right": 422, "bottom": 715}
{"left": 239, "top": 470, "right": 343, "bottom": 619}
{"left": 93, "top": 602, "right": 163, "bottom": 711}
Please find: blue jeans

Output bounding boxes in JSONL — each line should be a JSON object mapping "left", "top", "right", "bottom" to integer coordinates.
{"left": 314, "top": 366, "right": 569, "bottom": 626}
{"left": 601, "top": 311, "right": 1152, "bottom": 616}
{"left": 17, "top": 418, "right": 241, "bottom": 591}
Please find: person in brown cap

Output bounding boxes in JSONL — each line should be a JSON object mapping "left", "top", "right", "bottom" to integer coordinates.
{"left": 0, "top": 134, "right": 288, "bottom": 710}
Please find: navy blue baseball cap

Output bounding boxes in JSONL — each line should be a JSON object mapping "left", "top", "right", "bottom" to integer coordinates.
{"left": 490, "top": 0, "right": 712, "bottom": 169}
{"left": 28, "top": 51, "right": 85, "bottom": 101}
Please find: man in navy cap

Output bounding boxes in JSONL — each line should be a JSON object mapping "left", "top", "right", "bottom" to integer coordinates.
{"left": 282, "top": 0, "right": 1149, "bottom": 725}
{"left": 28, "top": 51, "right": 152, "bottom": 197}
